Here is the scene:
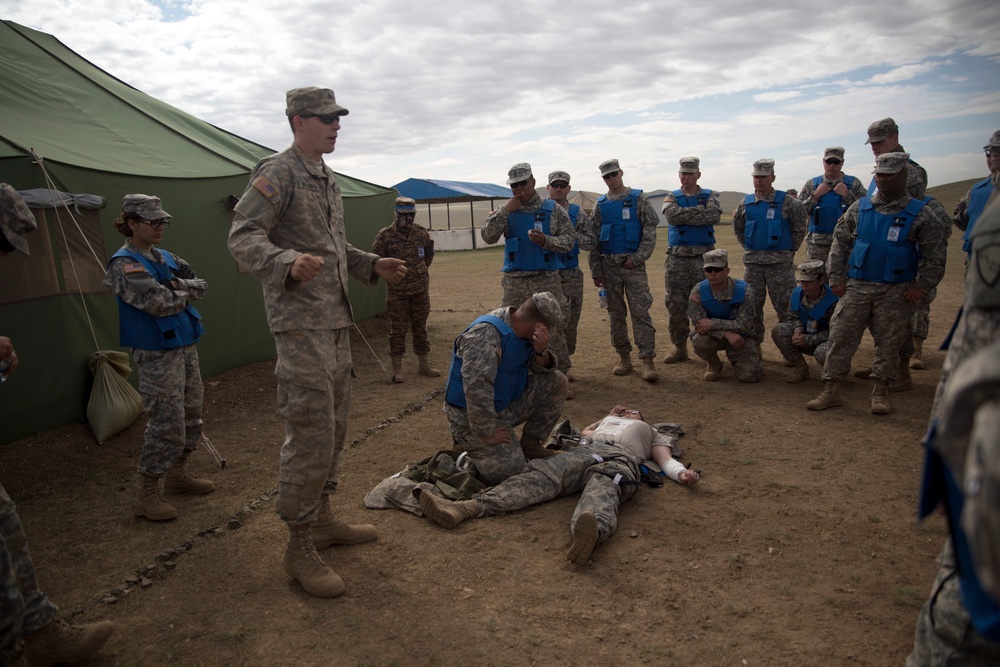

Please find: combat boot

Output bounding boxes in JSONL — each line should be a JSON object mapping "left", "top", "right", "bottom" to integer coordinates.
{"left": 283, "top": 523, "right": 345, "bottom": 598}
{"left": 662, "top": 344, "right": 688, "bottom": 364}
{"left": 390, "top": 355, "right": 403, "bottom": 383}
{"left": 612, "top": 353, "right": 632, "bottom": 376}
{"left": 909, "top": 337, "right": 925, "bottom": 370}
{"left": 418, "top": 492, "right": 482, "bottom": 529}
{"left": 133, "top": 474, "right": 177, "bottom": 521}
{"left": 890, "top": 361, "right": 913, "bottom": 393}
{"left": 566, "top": 511, "right": 600, "bottom": 565}
{"left": 640, "top": 358, "right": 659, "bottom": 382}
{"left": 871, "top": 381, "right": 891, "bottom": 415}
{"left": 24, "top": 618, "right": 115, "bottom": 666}
{"left": 520, "top": 435, "right": 557, "bottom": 460}
{"left": 417, "top": 354, "right": 441, "bottom": 377}
{"left": 311, "top": 494, "right": 377, "bottom": 548}
{"left": 164, "top": 451, "right": 215, "bottom": 495}
{"left": 853, "top": 367, "right": 873, "bottom": 379}
{"left": 806, "top": 379, "right": 842, "bottom": 411}
{"left": 703, "top": 354, "right": 723, "bottom": 382}
{"left": 785, "top": 357, "right": 809, "bottom": 384}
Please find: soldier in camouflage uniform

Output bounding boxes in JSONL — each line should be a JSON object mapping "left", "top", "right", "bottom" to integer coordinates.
{"left": 661, "top": 157, "right": 722, "bottom": 364}
{"left": 797, "top": 147, "right": 867, "bottom": 262}
{"left": 371, "top": 196, "right": 440, "bottom": 383}
{"left": 770, "top": 260, "right": 839, "bottom": 383}
{"left": 589, "top": 159, "right": 659, "bottom": 381}
{"left": 908, "top": 197, "right": 1000, "bottom": 666}
{"left": 104, "top": 194, "right": 214, "bottom": 522}
{"left": 444, "top": 292, "right": 568, "bottom": 484}
{"left": 952, "top": 130, "right": 1000, "bottom": 264}
{"left": 733, "top": 159, "right": 808, "bottom": 351}
{"left": 418, "top": 405, "right": 698, "bottom": 565}
{"left": 687, "top": 249, "right": 761, "bottom": 383}
{"left": 1, "top": 184, "right": 115, "bottom": 665}
{"left": 228, "top": 87, "right": 407, "bottom": 599}
{"left": 807, "top": 152, "right": 950, "bottom": 415}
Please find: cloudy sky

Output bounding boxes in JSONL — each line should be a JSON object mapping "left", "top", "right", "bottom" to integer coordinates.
{"left": 3, "top": 0, "right": 998, "bottom": 194}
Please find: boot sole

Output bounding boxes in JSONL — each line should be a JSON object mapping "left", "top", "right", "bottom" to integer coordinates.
{"left": 284, "top": 564, "right": 346, "bottom": 598}
{"left": 806, "top": 400, "right": 842, "bottom": 411}
{"left": 567, "top": 512, "right": 599, "bottom": 565}
{"left": 418, "top": 491, "right": 462, "bottom": 529}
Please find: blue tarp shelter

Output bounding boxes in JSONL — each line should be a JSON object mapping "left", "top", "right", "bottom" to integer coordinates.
{"left": 393, "top": 178, "right": 511, "bottom": 204}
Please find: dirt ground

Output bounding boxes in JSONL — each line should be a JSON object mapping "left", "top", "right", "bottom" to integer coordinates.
{"left": 1, "top": 224, "right": 969, "bottom": 666}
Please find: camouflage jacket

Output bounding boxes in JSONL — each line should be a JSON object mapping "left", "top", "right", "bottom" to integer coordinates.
{"left": 371, "top": 222, "right": 433, "bottom": 295}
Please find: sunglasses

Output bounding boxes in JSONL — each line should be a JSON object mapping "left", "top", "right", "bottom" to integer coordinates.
{"left": 602, "top": 171, "right": 620, "bottom": 180}
{"left": 510, "top": 180, "right": 531, "bottom": 189}
{"left": 824, "top": 158, "right": 842, "bottom": 165}
{"left": 139, "top": 219, "right": 170, "bottom": 229}
{"left": 300, "top": 113, "right": 342, "bottom": 125}
{"left": 549, "top": 182, "right": 569, "bottom": 189}
{"left": 986, "top": 149, "right": 997, "bottom": 157}
{"left": 704, "top": 266, "right": 726, "bottom": 273}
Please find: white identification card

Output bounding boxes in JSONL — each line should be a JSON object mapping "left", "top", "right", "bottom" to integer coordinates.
{"left": 766, "top": 208, "right": 776, "bottom": 220}
{"left": 887, "top": 226, "right": 900, "bottom": 242}
{"left": 622, "top": 207, "right": 630, "bottom": 220}
{"left": 418, "top": 246, "right": 425, "bottom": 258}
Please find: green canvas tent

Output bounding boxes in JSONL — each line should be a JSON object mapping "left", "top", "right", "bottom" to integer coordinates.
{"left": 0, "top": 20, "right": 396, "bottom": 444}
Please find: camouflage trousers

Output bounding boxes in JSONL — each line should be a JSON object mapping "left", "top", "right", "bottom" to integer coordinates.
{"left": 805, "top": 236, "right": 832, "bottom": 263}
{"left": 133, "top": 344, "right": 204, "bottom": 477}
{"left": 664, "top": 254, "right": 705, "bottom": 347}
{"left": 910, "top": 287, "right": 937, "bottom": 341}
{"left": 690, "top": 333, "right": 762, "bottom": 383}
{"left": 475, "top": 442, "right": 639, "bottom": 543}
{"left": 0, "top": 483, "right": 58, "bottom": 659}
{"left": 445, "top": 371, "right": 568, "bottom": 485}
{"left": 822, "top": 281, "right": 915, "bottom": 382}
{"left": 501, "top": 272, "right": 571, "bottom": 372}
{"left": 743, "top": 261, "right": 795, "bottom": 343}
{"left": 770, "top": 322, "right": 830, "bottom": 366}
{"left": 559, "top": 267, "right": 584, "bottom": 358}
{"left": 274, "top": 329, "right": 353, "bottom": 525}
{"left": 386, "top": 289, "right": 431, "bottom": 356}
{"left": 906, "top": 542, "right": 1000, "bottom": 666}
{"left": 600, "top": 258, "right": 656, "bottom": 359}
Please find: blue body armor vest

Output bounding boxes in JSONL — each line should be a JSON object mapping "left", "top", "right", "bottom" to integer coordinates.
{"left": 503, "top": 199, "right": 556, "bottom": 272}
{"left": 597, "top": 189, "right": 642, "bottom": 254}
{"left": 445, "top": 315, "right": 534, "bottom": 412}
{"left": 743, "top": 191, "right": 792, "bottom": 250}
{"left": 789, "top": 284, "right": 839, "bottom": 334}
{"left": 667, "top": 189, "right": 716, "bottom": 247}
{"left": 847, "top": 197, "right": 928, "bottom": 283}
{"left": 699, "top": 279, "right": 747, "bottom": 320}
{"left": 809, "top": 175, "right": 856, "bottom": 234}
{"left": 962, "top": 177, "right": 994, "bottom": 254}
{"left": 554, "top": 204, "right": 581, "bottom": 270}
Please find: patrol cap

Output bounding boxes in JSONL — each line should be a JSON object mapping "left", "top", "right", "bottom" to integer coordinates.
{"left": 394, "top": 196, "right": 417, "bottom": 213}
{"left": 531, "top": 291, "right": 562, "bottom": 328}
{"left": 752, "top": 159, "right": 775, "bottom": 176}
{"left": 285, "top": 86, "right": 349, "bottom": 117}
{"left": 547, "top": 170, "right": 571, "bottom": 185}
{"left": 0, "top": 184, "right": 38, "bottom": 256}
{"left": 122, "top": 194, "right": 171, "bottom": 220}
{"left": 506, "top": 163, "right": 533, "bottom": 185}
{"left": 678, "top": 157, "right": 700, "bottom": 174}
{"left": 599, "top": 159, "right": 621, "bottom": 176}
{"left": 823, "top": 146, "right": 845, "bottom": 161}
{"left": 865, "top": 117, "right": 899, "bottom": 144}
{"left": 984, "top": 130, "right": 1000, "bottom": 150}
{"left": 703, "top": 248, "right": 728, "bottom": 268}
{"left": 796, "top": 259, "right": 826, "bottom": 281}
{"left": 872, "top": 152, "right": 910, "bottom": 174}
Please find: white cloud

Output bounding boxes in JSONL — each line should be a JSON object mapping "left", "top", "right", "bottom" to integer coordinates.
{"left": 870, "top": 62, "right": 940, "bottom": 84}
{"left": 753, "top": 91, "right": 803, "bottom": 103}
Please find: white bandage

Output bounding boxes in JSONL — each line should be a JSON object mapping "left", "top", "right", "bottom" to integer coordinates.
{"left": 661, "top": 457, "right": 687, "bottom": 482}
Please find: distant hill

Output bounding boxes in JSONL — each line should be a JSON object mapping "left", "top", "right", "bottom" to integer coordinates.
{"left": 927, "top": 178, "right": 979, "bottom": 213}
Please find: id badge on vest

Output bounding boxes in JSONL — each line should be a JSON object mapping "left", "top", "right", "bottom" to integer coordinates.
{"left": 418, "top": 246, "right": 425, "bottom": 259}
{"left": 886, "top": 225, "right": 901, "bottom": 242}
{"left": 766, "top": 207, "right": 776, "bottom": 220}
{"left": 622, "top": 201, "right": 632, "bottom": 220}
{"left": 807, "top": 320, "right": 818, "bottom": 334}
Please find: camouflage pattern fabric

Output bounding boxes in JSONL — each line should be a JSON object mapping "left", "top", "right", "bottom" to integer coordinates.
{"left": 910, "top": 287, "right": 937, "bottom": 340}
{"left": 661, "top": 188, "right": 721, "bottom": 258}
{"left": 742, "top": 262, "right": 796, "bottom": 343}
{"left": 770, "top": 289, "right": 835, "bottom": 366}
{"left": 798, "top": 174, "right": 867, "bottom": 261}
{"left": 732, "top": 189, "right": 808, "bottom": 266}
{"left": 866, "top": 145, "right": 928, "bottom": 200}
{"left": 372, "top": 217, "right": 435, "bottom": 356}
{"left": 104, "top": 242, "right": 207, "bottom": 318}
{"left": 384, "top": 291, "right": 431, "bottom": 356}
{"left": 664, "top": 254, "right": 707, "bottom": 347}
{"left": 952, "top": 173, "right": 999, "bottom": 236}
{"left": 480, "top": 192, "right": 576, "bottom": 268}
{"left": 688, "top": 278, "right": 761, "bottom": 382}
{"left": 499, "top": 272, "right": 571, "bottom": 373}
{"left": 559, "top": 266, "right": 585, "bottom": 357}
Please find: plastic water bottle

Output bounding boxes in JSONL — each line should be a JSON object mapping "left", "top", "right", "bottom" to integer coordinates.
{"left": 598, "top": 287, "right": 608, "bottom": 309}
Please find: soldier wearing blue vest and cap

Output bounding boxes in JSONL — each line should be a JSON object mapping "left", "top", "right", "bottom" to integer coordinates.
{"left": 953, "top": 130, "right": 1000, "bottom": 265}
{"left": 771, "top": 259, "right": 839, "bottom": 383}
{"left": 797, "top": 147, "right": 867, "bottom": 262}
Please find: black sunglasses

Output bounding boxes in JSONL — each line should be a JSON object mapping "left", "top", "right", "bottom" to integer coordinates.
{"left": 300, "top": 113, "right": 342, "bottom": 125}
{"left": 824, "top": 158, "right": 842, "bottom": 165}
{"left": 549, "top": 182, "right": 569, "bottom": 189}
{"left": 704, "top": 266, "right": 726, "bottom": 273}
{"left": 602, "top": 171, "right": 620, "bottom": 180}
{"left": 510, "top": 180, "right": 531, "bottom": 189}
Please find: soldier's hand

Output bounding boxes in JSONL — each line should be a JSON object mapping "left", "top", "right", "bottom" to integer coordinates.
{"left": 622, "top": 257, "right": 636, "bottom": 270}
{"left": 833, "top": 182, "right": 849, "bottom": 196}
{"left": 375, "top": 257, "right": 408, "bottom": 284}
{"left": 504, "top": 197, "right": 523, "bottom": 213}
{"left": 791, "top": 331, "right": 807, "bottom": 347}
{"left": 593, "top": 276, "right": 604, "bottom": 288}
{"left": 0, "top": 336, "right": 18, "bottom": 377}
{"left": 527, "top": 229, "right": 546, "bottom": 246}
{"left": 176, "top": 278, "right": 207, "bottom": 293}
{"left": 291, "top": 254, "right": 324, "bottom": 282}
{"left": 832, "top": 284, "right": 846, "bottom": 297}
{"left": 813, "top": 182, "right": 832, "bottom": 198}
{"left": 903, "top": 286, "right": 926, "bottom": 303}
{"left": 531, "top": 322, "right": 550, "bottom": 353}
{"left": 694, "top": 318, "right": 713, "bottom": 335}
{"left": 724, "top": 331, "right": 744, "bottom": 349}
{"left": 483, "top": 426, "right": 512, "bottom": 446}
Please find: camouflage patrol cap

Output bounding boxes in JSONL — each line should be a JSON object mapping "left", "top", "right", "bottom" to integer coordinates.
{"left": 678, "top": 157, "right": 700, "bottom": 174}
{"left": 506, "top": 163, "right": 533, "bottom": 185}
{"left": 394, "top": 196, "right": 417, "bottom": 213}
{"left": 752, "top": 159, "right": 775, "bottom": 176}
{"left": 984, "top": 130, "right": 1000, "bottom": 149}
{"left": 285, "top": 87, "right": 349, "bottom": 117}
{"left": 865, "top": 117, "right": 899, "bottom": 144}
{"left": 547, "top": 170, "right": 571, "bottom": 185}
{"left": 872, "top": 152, "right": 910, "bottom": 174}
{"left": 531, "top": 291, "right": 562, "bottom": 328}
{"left": 599, "top": 159, "right": 621, "bottom": 176}
{"left": 823, "top": 147, "right": 845, "bottom": 161}
{"left": 703, "top": 248, "right": 728, "bottom": 268}
{"left": 796, "top": 259, "right": 826, "bottom": 281}
{"left": 0, "top": 183, "right": 37, "bottom": 256}
{"left": 122, "top": 194, "right": 171, "bottom": 220}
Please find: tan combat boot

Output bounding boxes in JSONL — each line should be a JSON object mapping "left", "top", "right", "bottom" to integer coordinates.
{"left": 418, "top": 491, "right": 482, "bottom": 529}
{"left": 663, "top": 344, "right": 688, "bottom": 364}
{"left": 164, "top": 451, "right": 215, "bottom": 495}
{"left": 640, "top": 358, "right": 659, "bottom": 382}
{"left": 612, "top": 353, "right": 633, "bottom": 376}
{"left": 909, "top": 337, "right": 925, "bottom": 370}
{"left": 566, "top": 511, "right": 600, "bottom": 565}
{"left": 853, "top": 368, "right": 873, "bottom": 379}
{"left": 520, "top": 435, "right": 557, "bottom": 460}
{"left": 871, "top": 381, "right": 891, "bottom": 415}
{"left": 806, "top": 379, "right": 842, "bottom": 410}
{"left": 311, "top": 494, "right": 377, "bottom": 548}
{"left": 890, "top": 360, "right": 914, "bottom": 393}
{"left": 133, "top": 474, "right": 177, "bottom": 521}
{"left": 703, "top": 354, "right": 723, "bottom": 382}
{"left": 785, "top": 357, "right": 809, "bottom": 384}
{"left": 390, "top": 355, "right": 404, "bottom": 383}
{"left": 24, "top": 618, "right": 116, "bottom": 666}
{"left": 417, "top": 354, "right": 441, "bottom": 377}
{"left": 283, "top": 523, "right": 346, "bottom": 598}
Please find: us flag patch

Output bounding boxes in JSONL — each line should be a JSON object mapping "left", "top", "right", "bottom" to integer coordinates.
{"left": 123, "top": 262, "right": 146, "bottom": 275}
{"left": 252, "top": 177, "right": 278, "bottom": 198}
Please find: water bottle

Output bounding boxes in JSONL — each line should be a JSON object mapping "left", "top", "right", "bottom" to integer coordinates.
{"left": 598, "top": 287, "right": 608, "bottom": 309}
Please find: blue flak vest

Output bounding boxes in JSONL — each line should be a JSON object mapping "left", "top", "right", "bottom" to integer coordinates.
{"left": 742, "top": 191, "right": 792, "bottom": 250}
{"left": 109, "top": 247, "right": 203, "bottom": 350}
{"left": 554, "top": 204, "right": 581, "bottom": 270}
{"left": 503, "top": 199, "right": 556, "bottom": 272}
{"left": 789, "top": 284, "right": 839, "bottom": 334}
{"left": 962, "top": 177, "right": 994, "bottom": 254}
{"left": 598, "top": 189, "right": 642, "bottom": 254}
{"left": 847, "top": 197, "right": 928, "bottom": 283}
{"left": 699, "top": 279, "right": 747, "bottom": 320}
{"left": 809, "top": 175, "right": 856, "bottom": 234}
{"left": 667, "top": 189, "right": 716, "bottom": 247}
{"left": 445, "top": 315, "right": 534, "bottom": 413}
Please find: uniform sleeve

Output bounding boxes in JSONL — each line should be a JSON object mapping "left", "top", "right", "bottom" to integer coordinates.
{"left": 846, "top": 177, "right": 868, "bottom": 208}
{"left": 911, "top": 199, "right": 952, "bottom": 294}
{"left": 907, "top": 163, "right": 928, "bottom": 200}
{"left": 784, "top": 196, "right": 809, "bottom": 251}
{"left": 104, "top": 256, "right": 191, "bottom": 318}
{"left": 733, "top": 201, "right": 747, "bottom": 248}
{"left": 575, "top": 209, "right": 597, "bottom": 252}
{"left": 422, "top": 229, "right": 435, "bottom": 267}
{"left": 632, "top": 194, "right": 659, "bottom": 265}
{"left": 588, "top": 206, "right": 604, "bottom": 280}
{"left": 731, "top": 284, "right": 757, "bottom": 337}
{"left": 455, "top": 325, "right": 504, "bottom": 439}
{"left": 371, "top": 227, "right": 389, "bottom": 256}
{"left": 542, "top": 204, "right": 576, "bottom": 253}
{"left": 953, "top": 186, "right": 973, "bottom": 232}
{"left": 481, "top": 207, "right": 509, "bottom": 244}
{"left": 828, "top": 202, "right": 859, "bottom": 287}
{"left": 661, "top": 191, "right": 699, "bottom": 225}
{"left": 169, "top": 252, "right": 207, "bottom": 300}
{"left": 798, "top": 179, "right": 818, "bottom": 214}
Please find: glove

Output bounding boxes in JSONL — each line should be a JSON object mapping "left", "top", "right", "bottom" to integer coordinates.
{"left": 175, "top": 278, "right": 207, "bottom": 294}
